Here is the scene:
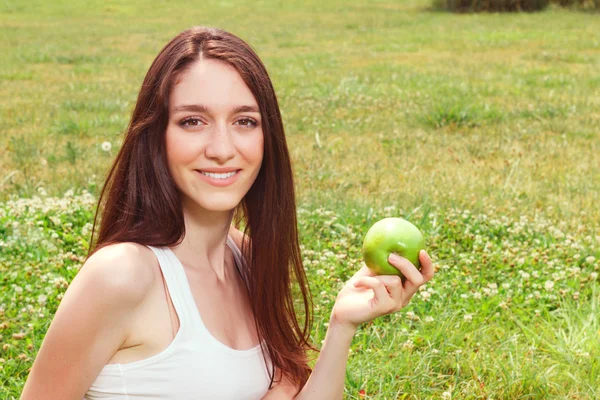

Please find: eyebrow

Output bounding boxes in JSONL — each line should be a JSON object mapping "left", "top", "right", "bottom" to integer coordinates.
{"left": 172, "top": 104, "right": 260, "bottom": 114}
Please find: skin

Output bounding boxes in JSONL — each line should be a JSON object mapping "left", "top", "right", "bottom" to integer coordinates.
{"left": 265, "top": 251, "right": 434, "bottom": 400}
{"left": 21, "top": 58, "right": 435, "bottom": 400}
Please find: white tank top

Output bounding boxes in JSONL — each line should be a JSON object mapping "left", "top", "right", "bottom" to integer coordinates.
{"left": 84, "top": 237, "right": 272, "bottom": 399}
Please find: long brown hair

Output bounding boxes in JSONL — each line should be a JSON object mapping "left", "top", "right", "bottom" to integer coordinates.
{"left": 90, "top": 26, "right": 314, "bottom": 389}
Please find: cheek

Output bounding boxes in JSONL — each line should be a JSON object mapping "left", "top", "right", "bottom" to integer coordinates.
{"left": 165, "top": 129, "right": 196, "bottom": 169}
{"left": 242, "top": 132, "right": 264, "bottom": 166}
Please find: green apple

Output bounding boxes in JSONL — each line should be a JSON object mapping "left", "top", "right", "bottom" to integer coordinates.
{"left": 362, "top": 217, "right": 425, "bottom": 276}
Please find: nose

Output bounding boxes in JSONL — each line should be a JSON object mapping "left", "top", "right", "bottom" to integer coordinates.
{"left": 205, "top": 124, "right": 235, "bottom": 162}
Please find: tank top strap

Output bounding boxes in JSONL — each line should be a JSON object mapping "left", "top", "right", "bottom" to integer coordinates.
{"left": 147, "top": 240, "right": 250, "bottom": 337}
{"left": 146, "top": 246, "right": 197, "bottom": 336}
{"left": 226, "top": 235, "right": 250, "bottom": 286}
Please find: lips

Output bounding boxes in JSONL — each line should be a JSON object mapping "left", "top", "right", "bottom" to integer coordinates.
{"left": 199, "top": 170, "right": 238, "bottom": 179}
{"left": 194, "top": 168, "right": 241, "bottom": 187}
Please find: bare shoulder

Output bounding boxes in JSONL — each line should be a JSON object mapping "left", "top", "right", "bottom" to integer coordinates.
{"left": 20, "top": 243, "right": 160, "bottom": 399}
{"left": 78, "top": 242, "right": 159, "bottom": 305}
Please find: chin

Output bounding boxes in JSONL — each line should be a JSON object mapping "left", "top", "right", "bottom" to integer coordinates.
{"left": 203, "top": 202, "right": 240, "bottom": 213}
{"left": 187, "top": 193, "right": 243, "bottom": 214}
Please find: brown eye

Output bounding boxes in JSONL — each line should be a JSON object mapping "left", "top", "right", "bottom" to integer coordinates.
{"left": 236, "top": 118, "right": 258, "bottom": 128}
{"left": 179, "top": 117, "right": 203, "bottom": 127}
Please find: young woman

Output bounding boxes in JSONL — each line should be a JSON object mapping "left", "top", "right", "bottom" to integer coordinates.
{"left": 21, "top": 27, "right": 434, "bottom": 399}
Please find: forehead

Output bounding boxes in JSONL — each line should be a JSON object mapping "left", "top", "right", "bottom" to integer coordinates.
{"left": 170, "top": 59, "right": 258, "bottom": 110}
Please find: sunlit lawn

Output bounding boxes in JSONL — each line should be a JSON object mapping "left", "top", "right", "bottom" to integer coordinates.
{"left": 1, "top": 0, "right": 599, "bottom": 398}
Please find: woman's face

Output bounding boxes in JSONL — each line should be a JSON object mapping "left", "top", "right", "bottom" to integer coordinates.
{"left": 165, "top": 58, "right": 264, "bottom": 214}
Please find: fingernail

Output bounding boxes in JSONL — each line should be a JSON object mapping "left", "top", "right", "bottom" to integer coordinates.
{"left": 389, "top": 253, "right": 401, "bottom": 263}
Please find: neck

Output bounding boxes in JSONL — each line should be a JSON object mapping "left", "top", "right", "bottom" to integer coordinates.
{"left": 171, "top": 199, "right": 235, "bottom": 279}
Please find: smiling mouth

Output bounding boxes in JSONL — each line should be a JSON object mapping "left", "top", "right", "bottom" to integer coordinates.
{"left": 198, "top": 170, "right": 239, "bottom": 179}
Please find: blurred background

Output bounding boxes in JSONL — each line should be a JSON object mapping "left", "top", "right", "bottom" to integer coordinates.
{"left": 1, "top": 0, "right": 599, "bottom": 398}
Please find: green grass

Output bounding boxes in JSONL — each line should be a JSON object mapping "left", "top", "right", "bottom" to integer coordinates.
{"left": 1, "top": 0, "right": 599, "bottom": 398}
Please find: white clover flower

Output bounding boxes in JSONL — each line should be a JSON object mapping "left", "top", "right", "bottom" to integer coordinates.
{"left": 425, "top": 316, "right": 434, "bottom": 323}
{"left": 591, "top": 272, "right": 598, "bottom": 280}
{"left": 101, "top": 141, "right": 112, "bottom": 152}
{"left": 402, "top": 339, "right": 414, "bottom": 350}
{"left": 37, "top": 294, "right": 47, "bottom": 305}
{"left": 586, "top": 256, "right": 596, "bottom": 264}
{"left": 81, "top": 223, "right": 93, "bottom": 237}
{"left": 463, "top": 314, "right": 473, "bottom": 322}
{"left": 544, "top": 280, "right": 554, "bottom": 292}
{"left": 442, "top": 391, "right": 452, "bottom": 400}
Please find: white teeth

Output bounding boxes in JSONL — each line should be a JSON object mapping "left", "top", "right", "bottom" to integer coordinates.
{"left": 200, "top": 171, "right": 237, "bottom": 179}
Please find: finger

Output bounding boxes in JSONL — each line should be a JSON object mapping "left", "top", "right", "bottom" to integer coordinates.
{"left": 419, "top": 250, "right": 435, "bottom": 283}
{"left": 402, "top": 251, "right": 435, "bottom": 297}
{"left": 353, "top": 276, "right": 393, "bottom": 305}
{"left": 388, "top": 254, "right": 423, "bottom": 286}
{"left": 352, "top": 264, "right": 377, "bottom": 278}
{"left": 374, "top": 274, "right": 404, "bottom": 300}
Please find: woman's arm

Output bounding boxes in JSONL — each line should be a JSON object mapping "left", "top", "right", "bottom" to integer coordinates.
{"left": 291, "top": 251, "right": 434, "bottom": 400}
{"left": 290, "top": 318, "right": 355, "bottom": 400}
{"left": 21, "top": 243, "right": 155, "bottom": 400}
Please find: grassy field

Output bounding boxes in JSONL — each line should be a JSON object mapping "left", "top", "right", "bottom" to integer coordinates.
{"left": 1, "top": 0, "right": 599, "bottom": 398}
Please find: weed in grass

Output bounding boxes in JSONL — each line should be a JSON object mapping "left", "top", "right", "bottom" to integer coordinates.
{"left": 64, "top": 141, "right": 78, "bottom": 165}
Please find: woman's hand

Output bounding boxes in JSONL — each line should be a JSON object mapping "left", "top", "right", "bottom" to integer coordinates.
{"left": 330, "top": 251, "right": 434, "bottom": 331}
{"left": 291, "top": 253, "right": 434, "bottom": 400}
